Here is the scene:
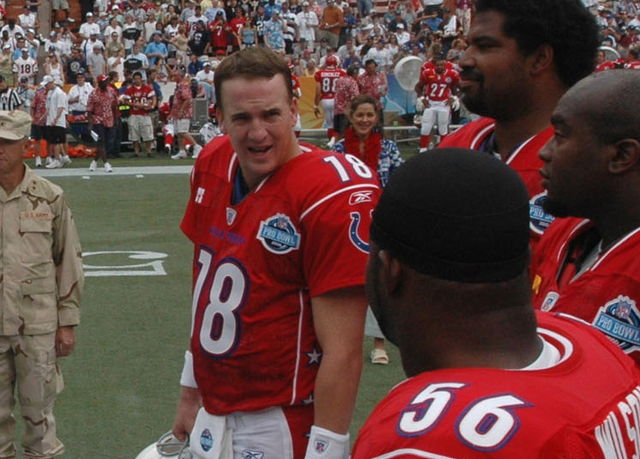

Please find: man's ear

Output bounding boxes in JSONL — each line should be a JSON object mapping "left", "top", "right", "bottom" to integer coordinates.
{"left": 528, "top": 43, "right": 554, "bottom": 77}
{"left": 609, "top": 138, "right": 640, "bottom": 174}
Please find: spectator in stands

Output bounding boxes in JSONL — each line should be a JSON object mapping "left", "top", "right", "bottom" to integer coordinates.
{"left": 125, "top": 43, "right": 150, "bottom": 80}
{"left": 228, "top": 7, "right": 247, "bottom": 53}
{"left": 52, "top": 0, "right": 70, "bottom": 23}
{"left": 79, "top": 12, "right": 100, "bottom": 40}
{"left": 1, "top": 19, "right": 25, "bottom": 39}
{"left": 170, "top": 24, "right": 190, "bottom": 67}
{"left": 342, "top": 46, "right": 363, "bottom": 69}
{"left": 209, "top": 11, "right": 230, "bottom": 56}
{"left": 87, "top": 45, "right": 106, "bottom": 79}
{"left": 81, "top": 32, "right": 105, "bottom": 58}
{"left": 108, "top": 49, "right": 125, "bottom": 82}
{"left": 265, "top": 10, "right": 286, "bottom": 54}
{"left": 296, "top": 1, "right": 319, "bottom": 48}
{"left": 122, "top": 15, "right": 143, "bottom": 54}
{"left": 195, "top": 60, "right": 215, "bottom": 85}
{"left": 188, "top": 21, "right": 210, "bottom": 56}
{"left": 106, "top": 31, "right": 124, "bottom": 59}
{"left": 13, "top": 48, "right": 37, "bottom": 86}
{"left": 66, "top": 46, "right": 88, "bottom": 84}
{"left": 105, "top": 18, "right": 123, "bottom": 44}
{"left": 319, "top": 0, "right": 344, "bottom": 49}
{"left": 388, "top": 10, "right": 408, "bottom": 32}
{"left": 0, "top": 46, "right": 14, "bottom": 87}
{"left": 364, "top": 38, "right": 393, "bottom": 71}
{"left": 169, "top": 67, "right": 202, "bottom": 159}
{"left": 45, "top": 32, "right": 65, "bottom": 59}
{"left": 18, "top": 5, "right": 39, "bottom": 30}
{"left": 145, "top": 31, "right": 169, "bottom": 65}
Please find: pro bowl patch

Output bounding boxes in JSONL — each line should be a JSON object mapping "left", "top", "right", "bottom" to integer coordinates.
{"left": 200, "top": 428, "right": 213, "bottom": 452}
{"left": 593, "top": 295, "right": 640, "bottom": 353}
{"left": 529, "top": 192, "right": 555, "bottom": 235}
{"left": 257, "top": 213, "right": 300, "bottom": 254}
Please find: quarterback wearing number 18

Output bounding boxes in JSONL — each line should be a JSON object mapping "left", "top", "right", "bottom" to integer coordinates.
{"left": 174, "top": 48, "right": 380, "bottom": 459}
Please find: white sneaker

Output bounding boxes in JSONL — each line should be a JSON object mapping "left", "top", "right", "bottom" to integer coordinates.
{"left": 61, "top": 155, "right": 72, "bottom": 165}
{"left": 35, "top": 156, "right": 42, "bottom": 167}
{"left": 171, "top": 150, "right": 187, "bottom": 160}
{"left": 45, "top": 157, "right": 53, "bottom": 166}
{"left": 45, "top": 159, "right": 61, "bottom": 169}
{"left": 164, "top": 144, "right": 172, "bottom": 156}
{"left": 89, "top": 160, "right": 97, "bottom": 171}
{"left": 192, "top": 144, "right": 202, "bottom": 159}
{"left": 104, "top": 162, "right": 113, "bottom": 173}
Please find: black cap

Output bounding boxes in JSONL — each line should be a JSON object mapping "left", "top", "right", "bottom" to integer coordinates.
{"left": 370, "top": 148, "right": 530, "bottom": 283}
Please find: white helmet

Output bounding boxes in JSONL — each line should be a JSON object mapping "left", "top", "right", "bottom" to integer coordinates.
{"left": 135, "top": 431, "right": 192, "bottom": 459}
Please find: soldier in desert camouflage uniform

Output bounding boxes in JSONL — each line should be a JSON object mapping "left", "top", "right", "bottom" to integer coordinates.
{"left": 0, "top": 110, "right": 83, "bottom": 458}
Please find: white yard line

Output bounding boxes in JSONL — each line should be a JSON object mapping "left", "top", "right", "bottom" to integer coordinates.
{"left": 34, "top": 165, "right": 193, "bottom": 178}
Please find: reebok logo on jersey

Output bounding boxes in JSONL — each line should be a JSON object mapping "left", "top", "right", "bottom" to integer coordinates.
{"left": 242, "top": 449, "right": 264, "bottom": 459}
{"left": 348, "top": 190, "right": 374, "bottom": 205}
{"left": 257, "top": 213, "right": 300, "bottom": 254}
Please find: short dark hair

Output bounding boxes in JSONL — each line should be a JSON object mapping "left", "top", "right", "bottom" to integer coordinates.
{"left": 348, "top": 94, "right": 379, "bottom": 117}
{"left": 476, "top": 0, "right": 599, "bottom": 87}
{"left": 214, "top": 47, "right": 292, "bottom": 110}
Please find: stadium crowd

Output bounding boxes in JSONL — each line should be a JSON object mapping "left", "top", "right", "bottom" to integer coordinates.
{"left": 0, "top": 0, "right": 635, "bottom": 170}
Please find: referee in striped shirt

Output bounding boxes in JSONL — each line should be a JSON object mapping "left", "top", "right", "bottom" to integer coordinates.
{"left": 0, "top": 75, "right": 23, "bottom": 111}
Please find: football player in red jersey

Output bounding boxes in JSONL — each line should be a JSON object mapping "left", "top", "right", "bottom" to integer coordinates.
{"left": 314, "top": 54, "right": 346, "bottom": 146}
{"left": 123, "top": 71, "right": 156, "bottom": 157}
{"left": 415, "top": 57, "right": 460, "bottom": 152}
{"left": 352, "top": 148, "right": 640, "bottom": 458}
{"left": 439, "top": 0, "right": 599, "bottom": 248}
{"left": 172, "top": 47, "right": 379, "bottom": 459}
{"left": 533, "top": 70, "right": 640, "bottom": 365}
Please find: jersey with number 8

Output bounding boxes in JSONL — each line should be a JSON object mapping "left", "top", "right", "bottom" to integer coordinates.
{"left": 181, "top": 135, "right": 380, "bottom": 415}
{"left": 352, "top": 311, "right": 640, "bottom": 458}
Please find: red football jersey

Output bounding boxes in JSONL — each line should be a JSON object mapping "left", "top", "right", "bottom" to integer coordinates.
{"left": 352, "top": 311, "right": 640, "bottom": 458}
{"left": 531, "top": 217, "right": 640, "bottom": 364}
{"left": 625, "top": 60, "right": 640, "bottom": 70}
{"left": 181, "top": 136, "right": 380, "bottom": 415}
{"left": 124, "top": 83, "right": 155, "bottom": 115}
{"left": 419, "top": 68, "right": 460, "bottom": 102}
{"left": 420, "top": 60, "right": 455, "bottom": 74}
{"left": 314, "top": 68, "right": 347, "bottom": 99}
{"left": 439, "top": 118, "right": 555, "bottom": 246}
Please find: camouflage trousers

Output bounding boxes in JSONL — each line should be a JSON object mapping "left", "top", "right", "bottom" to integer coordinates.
{"left": 0, "top": 334, "right": 64, "bottom": 458}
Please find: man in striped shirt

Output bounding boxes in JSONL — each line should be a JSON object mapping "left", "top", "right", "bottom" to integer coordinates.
{"left": 0, "top": 75, "right": 22, "bottom": 111}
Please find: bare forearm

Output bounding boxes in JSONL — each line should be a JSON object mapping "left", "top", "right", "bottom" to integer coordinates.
{"left": 313, "top": 348, "right": 362, "bottom": 433}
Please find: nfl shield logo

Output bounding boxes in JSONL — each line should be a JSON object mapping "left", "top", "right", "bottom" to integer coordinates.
{"left": 314, "top": 439, "right": 328, "bottom": 453}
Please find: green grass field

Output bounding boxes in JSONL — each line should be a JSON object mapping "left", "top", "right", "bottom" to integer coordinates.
{"left": 31, "top": 158, "right": 410, "bottom": 458}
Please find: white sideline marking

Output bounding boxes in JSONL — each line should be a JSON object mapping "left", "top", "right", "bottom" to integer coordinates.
{"left": 34, "top": 165, "right": 193, "bottom": 178}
